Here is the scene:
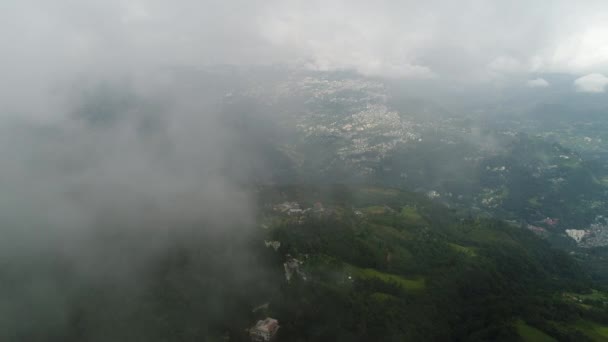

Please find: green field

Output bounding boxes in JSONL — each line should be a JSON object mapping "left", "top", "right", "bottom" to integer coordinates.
{"left": 370, "top": 223, "right": 414, "bottom": 241}
{"left": 370, "top": 292, "right": 397, "bottom": 302}
{"left": 400, "top": 206, "right": 425, "bottom": 225}
{"left": 364, "top": 205, "right": 388, "bottom": 214}
{"left": 564, "top": 289, "right": 608, "bottom": 305}
{"left": 579, "top": 289, "right": 608, "bottom": 301}
{"left": 348, "top": 265, "right": 425, "bottom": 291}
{"left": 359, "top": 187, "right": 400, "bottom": 196}
{"left": 528, "top": 196, "right": 541, "bottom": 207}
{"left": 573, "top": 320, "right": 608, "bottom": 341}
{"left": 515, "top": 320, "right": 555, "bottom": 342}
{"left": 449, "top": 243, "right": 477, "bottom": 257}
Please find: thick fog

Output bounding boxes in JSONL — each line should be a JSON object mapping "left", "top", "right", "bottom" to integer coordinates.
{"left": 2, "top": 0, "right": 608, "bottom": 339}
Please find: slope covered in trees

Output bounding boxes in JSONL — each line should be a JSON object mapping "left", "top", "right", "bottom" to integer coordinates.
{"left": 254, "top": 185, "right": 608, "bottom": 341}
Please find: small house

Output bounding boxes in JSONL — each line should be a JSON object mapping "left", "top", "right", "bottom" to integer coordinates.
{"left": 250, "top": 317, "right": 279, "bottom": 342}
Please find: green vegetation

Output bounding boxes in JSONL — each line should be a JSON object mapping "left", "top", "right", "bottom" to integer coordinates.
{"left": 400, "top": 205, "right": 425, "bottom": 225}
{"left": 12, "top": 182, "right": 606, "bottom": 341}
{"left": 364, "top": 205, "right": 387, "bottom": 215}
{"left": 259, "top": 185, "right": 604, "bottom": 341}
{"left": 369, "top": 292, "right": 397, "bottom": 302}
{"left": 528, "top": 196, "right": 540, "bottom": 207}
{"left": 449, "top": 242, "right": 477, "bottom": 257}
{"left": 515, "top": 320, "right": 556, "bottom": 342}
{"left": 573, "top": 320, "right": 608, "bottom": 341}
{"left": 375, "top": 133, "right": 608, "bottom": 231}
{"left": 348, "top": 265, "right": 425, "bottom": 291}
{"left": 567, "top": 289, "right": 608, "bottom": 302}
{"left": 359, "top": 187, "right": 400, "bottom": 197}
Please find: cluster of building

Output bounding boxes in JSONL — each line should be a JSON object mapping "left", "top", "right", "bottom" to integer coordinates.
{"left": 273, "top": 201, "right": 327, "bottom": 221}
{"left": 563, "top": 217, "right": 608, "bottom": 247}
{"left": 524, "top": 216, "right": 564, "bottom": 238}
{"left": 264, "top": 240, "right": 281, "bottom": 251}
{"left": 543, "top": 217, "right": 559, "bottom": 227}
{"left": 292, "top": 76, "right": 421, "bottom": 167}
{"left": 426, "top": 190, "right": 441, "bottom": 200}
{"left": 578, "top": 220, "right": 608, "bottom": 248}
{"left": 273, "top": 201, "right": 303, "bottom": 215}
{"left": 283, "top": 254, "right": 307, "bottom": 283}
{"left": 565, "top": 229, "right": 587, "bottom": 243}
{"left": 249, "top": 317, "right": 279, "bottom": 342}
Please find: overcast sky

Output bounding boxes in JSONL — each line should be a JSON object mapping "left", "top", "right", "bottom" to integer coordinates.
{"left": 2, "top": 0, "right": 608, "bottom": 123}
{"left": 3, "top": 1, "right": 608, "bottom": 86}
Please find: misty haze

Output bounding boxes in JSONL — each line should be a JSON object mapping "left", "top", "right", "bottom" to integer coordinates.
{"left": 3, "top": 1, "right": 608, "bottom": 341}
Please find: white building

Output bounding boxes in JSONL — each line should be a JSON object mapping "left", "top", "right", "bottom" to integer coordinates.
{"left": 250, "top": 318, "right": 279, "bottom": 342}
{"left": 566, "top": 229, "right": 587, "bottom": 243}
{"left": 283, "top": 256, "right": 307, "bottom": 283}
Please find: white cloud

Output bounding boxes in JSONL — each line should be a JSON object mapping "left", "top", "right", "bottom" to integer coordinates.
{"left": 3, "top": 0, "right": 608, "bottom": 89}
{"left": 526, "top": 78, "right": 549, "bottom": 87}
{"left": 257, "top": 1, "right": 608, "bottom": 81}
{"left": 489, "top": 56, "right": 524, "bottom": 74}
{"left": 574, "top": 73, "right": 608, "bottom": 93}
{"left": 551, "top": 26, "right": 608, "bottom": 74}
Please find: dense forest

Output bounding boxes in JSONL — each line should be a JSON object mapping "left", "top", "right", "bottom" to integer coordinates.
{"left": 258, "top": 185, "right": 605, "bottom": 341}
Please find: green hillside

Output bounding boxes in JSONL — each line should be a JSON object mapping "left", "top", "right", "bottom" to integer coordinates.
{"left": 251, "top": 185, "right": 608, "bottom": 341}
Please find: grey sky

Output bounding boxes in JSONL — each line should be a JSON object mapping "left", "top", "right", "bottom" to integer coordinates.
{"left": 3, "top": 1, "right": 608, "bottom": 94}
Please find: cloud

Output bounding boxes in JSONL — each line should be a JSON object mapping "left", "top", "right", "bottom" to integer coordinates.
{"left": 2, "top": 1, "right": 608, "bottom": 337}
{"left": 0, "top": 56, "right": 273, "bottom": 338}
{"left": 3, "top": 0, "right": 608, "bottom": 88}
{"left": 527, "top": 78, "right": 550, "bottom": 87}
{"left": 574, "top": 73, "right": 608, "bottom": 93}
{"left": 256, "top": 0, "right": 608, "bottom": 81}
{"left": 489, "top": 57, "right": 525, "bottom": 74}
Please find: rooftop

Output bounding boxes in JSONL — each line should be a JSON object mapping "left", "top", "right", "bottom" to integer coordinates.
{"left": 253, "top": 318, "right": 279, "bottom": 333}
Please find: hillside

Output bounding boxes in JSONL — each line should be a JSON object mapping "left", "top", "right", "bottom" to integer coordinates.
{"left": 251, "top": 185, "right": 608, "bottom": 341}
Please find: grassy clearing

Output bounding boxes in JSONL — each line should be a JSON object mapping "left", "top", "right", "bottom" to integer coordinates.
{"left": 573, "top": 320, "right": 608, "bottom": 341}
{"left": 581, "top": 289, "right": 608, "bottom": 301}
{"left": 347, "top": 265, "right": 425, "bottom": 291}
{"left": 466, "top": 227, "right": 511, "bottom": 244}
{"left": 359, "top": 187, "right": 400, "bottom": 196}
{"left": 370, "top": 223, "right": 413, "bottom": 241}
{"left": 528, "top": 197, "right": 541, "bottom": 207}
{"left": 364, "top": 205, "right": 387, "bottom": 215}
{"left": 559, "top": 157, "right": 582, "bottom": 169}
{"left": 400, "top": 206, "right": 425, "bottom": 225}
{"left": 449, "top": 243, "right": 477, "bottom": 257}
{"left": 565, "top": 289, "right": 608, "bottom": 303}
{"left": 370, "top": 292, "right": 397, "bottom": 302}
{"left": 515, "top": 320, "right": 555, "bottom": 342}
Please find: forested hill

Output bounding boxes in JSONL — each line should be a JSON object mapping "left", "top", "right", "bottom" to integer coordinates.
{"left": 252, "top": 185, "right": 608, "bottom": 341}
